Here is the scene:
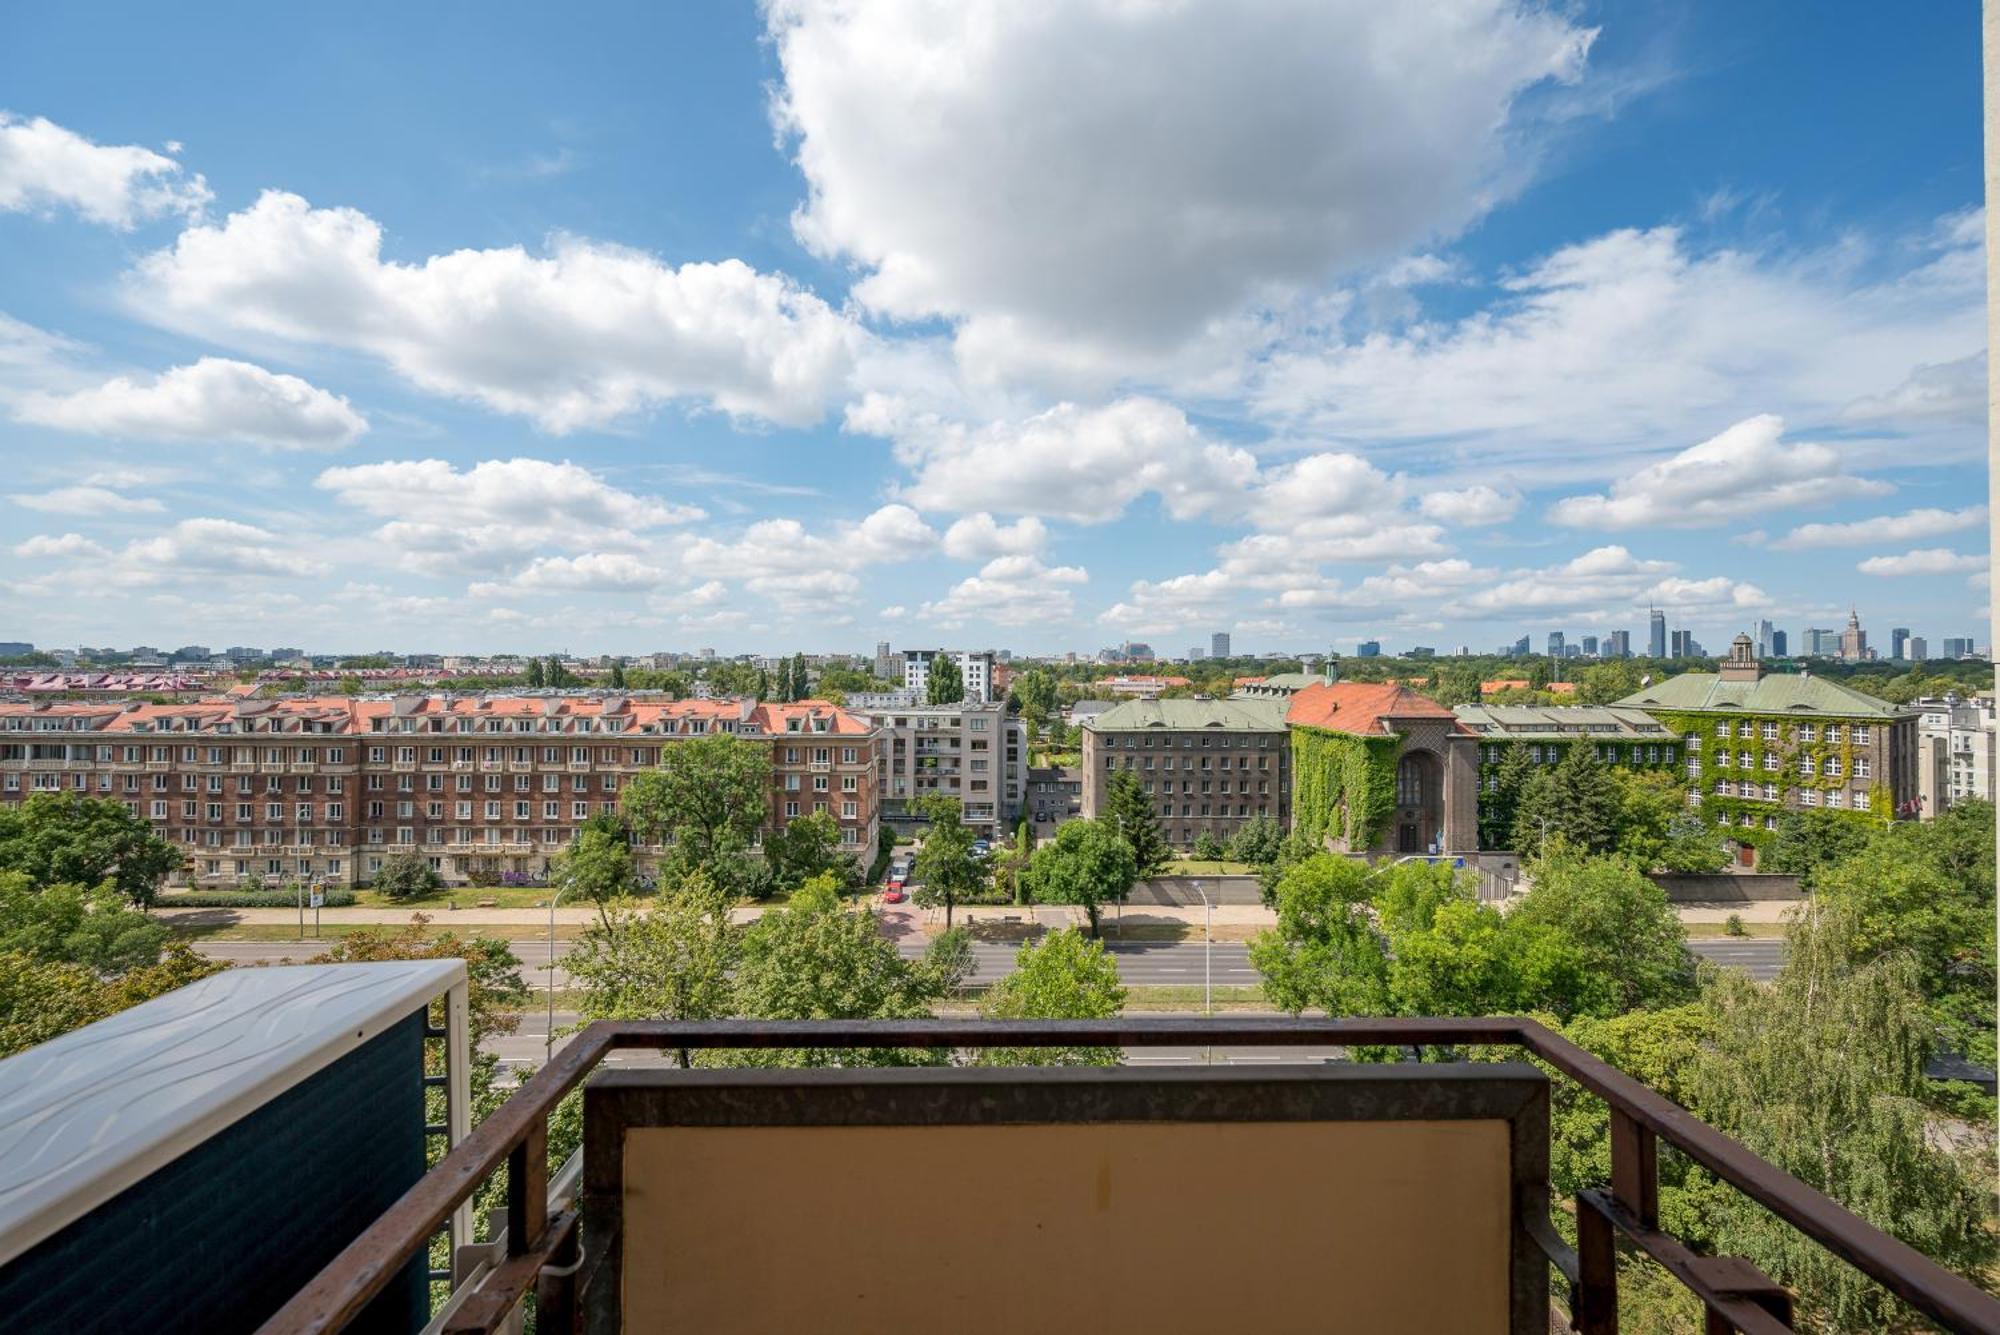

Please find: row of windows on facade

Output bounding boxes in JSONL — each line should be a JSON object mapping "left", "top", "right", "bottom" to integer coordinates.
{"left": 1702, "top": 780, "right": 1870, "bottom": 807}
{"left": 1703, "top": 721, "right": 1873, "bottom": 744}
{"left": 1480, "top": 744, "right": 1678, "bottom": 765}
{"left": 1152, "top": 805, "right": 1285, "bottom": 821}
{"left": 1097, "top": 734, "right": 1282, "bottom": 749}
{"left": 1106, "top": 754, "right": 1277, "bottom": 771}
{"left": 1704, "top": 752, "right": 1873, "bottom": 777}
{"left": 2, "top": 741, "right": 866, "bottom": 765}
{"left": 1138, "top": 778, "right": 1279, "bottom": 796}
{"left": 117, "top": 798, "right": 866, "bottom": 848}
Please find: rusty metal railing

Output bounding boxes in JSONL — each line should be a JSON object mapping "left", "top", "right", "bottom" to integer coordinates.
{"left": 253, "top": 1017, "right": 2000, "bottom": 1335}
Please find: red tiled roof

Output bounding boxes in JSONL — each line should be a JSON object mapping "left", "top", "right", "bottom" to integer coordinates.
{"left": 1284, "top": 682, "right": 1464, "bottom": 736}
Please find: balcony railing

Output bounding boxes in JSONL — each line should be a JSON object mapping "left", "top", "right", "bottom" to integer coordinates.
{"left": 250, "top": 1017, "right": 2000, "bottom": 1335}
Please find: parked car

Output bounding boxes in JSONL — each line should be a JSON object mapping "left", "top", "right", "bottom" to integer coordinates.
{"left": 881, "top": 885, "right": 907, "bottom": 904}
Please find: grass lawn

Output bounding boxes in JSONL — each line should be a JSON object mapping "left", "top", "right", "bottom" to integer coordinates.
{"left": 167, "top": 920, "right": 594, "bottom": 943}
{"left": 1161, "top": 859, "right": 1256, "bottom": 876}
{"left": 352, "top": 884, "right": 560, "bottom": 910}
{"left": 1121, "top": 985, "right": 1269, "bottom": 1010}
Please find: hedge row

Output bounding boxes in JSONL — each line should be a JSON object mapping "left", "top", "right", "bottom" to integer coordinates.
{"left": 164, "top": 889, "right": 359, "bottom": 908}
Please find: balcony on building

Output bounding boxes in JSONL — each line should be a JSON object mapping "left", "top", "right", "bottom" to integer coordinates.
{"left": 2, "top": 981, "right": 1998, "bottom": 1335}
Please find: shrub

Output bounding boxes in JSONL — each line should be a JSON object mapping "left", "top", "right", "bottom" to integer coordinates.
{"left": 1724, "top": 913, "right": 1747, "bottom": 938}
{"left": 373, "top": 853, "right": 442, "bottom": 902}
{"left": 167, "top": 889, "right": 358, "bottom": 909}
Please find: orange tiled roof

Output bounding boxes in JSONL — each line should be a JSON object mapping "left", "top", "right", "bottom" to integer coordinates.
{"left": 1284, "top": 682, "right": 1466, "bottom": 736}
{"left": 0, "top": 694, "right": 875, "bottom": 737}
{"left": 1548, "top": 681, "right": 1579, "bottom": 695}
{"left": 1233, "top": 675, "right": 1268, "bottom": 685}
{"left": 1480, "top": 679, "right": 1532, "bottom": 695}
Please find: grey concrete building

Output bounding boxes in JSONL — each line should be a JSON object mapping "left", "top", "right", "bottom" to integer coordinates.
{"left": 1080, "top": 697, "right": 1291, "bottom": 847}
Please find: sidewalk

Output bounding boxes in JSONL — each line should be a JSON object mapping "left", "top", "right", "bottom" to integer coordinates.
{"left": 153, "top": 895, "right": 1797, "bottom": 933}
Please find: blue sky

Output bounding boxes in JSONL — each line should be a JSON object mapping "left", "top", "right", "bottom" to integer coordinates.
{"left": 0, "top": 1, "right": 1987, "bottom": 657}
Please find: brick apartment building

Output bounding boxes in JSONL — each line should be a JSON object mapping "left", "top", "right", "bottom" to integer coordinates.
{"left": 0, "top": 694, "right": 879, "bottom": 888}
{"left": 1079, "top": 697, "right": 1293, "bottom": 846}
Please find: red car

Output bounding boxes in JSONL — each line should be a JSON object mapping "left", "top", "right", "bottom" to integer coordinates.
{"left": 881, "top": 884, "right": 907, "bottom": 904}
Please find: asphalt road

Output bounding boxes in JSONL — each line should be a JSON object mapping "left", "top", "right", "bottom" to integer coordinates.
{"left": 192, "top": 934, "right": 1784, "bottom": 988}
{"left": 1686, "top": 938, "right": 1783, "bottom": 981}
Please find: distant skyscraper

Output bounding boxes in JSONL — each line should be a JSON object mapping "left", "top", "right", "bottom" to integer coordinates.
{"left": 1943, "top": 637, "right": 1974, "bottom": 659}
{"left": 1580, "top": 635, "right": 1598, "bottom": 657}
{"left": 1356, "top": 639, "right": 1381, "bottom": 658}
{"left": 1803, "top": 627, "right": 1837, "bottom": 657}
{"left": 1754, "top": 619, "right": 1774, "bottom": 658}
{"left": 1546, "top": 631, "right": 1565, "bottom": 657}
{"left": 1770, "top": 629, "right": 1787, "bottom": 657}
{"left": 1511, "top": 634, "right": 1531, "bottom": 656}
{"left": 1648, "top": 608, "right": 1666, "bottom": 658}
{"left": 1839, "top": 610, "right": 1866, "bottom": 661}
{"left": 1908, "top": 635, "right": 1928, "bottom": 661}
{"left": 1189, "top": 647, "right": 1206, "bottom": 661}
{"left": 1606, "top": 629, "right": 1630, "bottom": 658}
{"left": 1670, "top": 629, "right": 1693, "bottom": 658}
{"left": 1211, "top": 632, "right": 1231, "bottom": 659}
{"left": 1891, "top": 627, "right": 1910, "bottom": 661}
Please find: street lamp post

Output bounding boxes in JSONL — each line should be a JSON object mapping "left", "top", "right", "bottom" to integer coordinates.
{"left": 1190, "top": 879, "right": 1212, "bottom": 1017}
{"left": 546, "top": 887, "right": 566, "bottom": 1062}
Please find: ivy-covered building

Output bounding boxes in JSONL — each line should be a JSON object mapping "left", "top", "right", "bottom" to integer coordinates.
{"left": 1454, "top": 704, "right": 1682, "bottom": 774}
{"left": 1283, "top": 682, "right": 1479, "bottom": 857}
{"left": 1615, "top": 634, "right": 1919, "bottom": 855}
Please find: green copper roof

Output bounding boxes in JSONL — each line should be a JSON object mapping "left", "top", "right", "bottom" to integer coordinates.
{"left": 1081, "top": 696, "right": 1291, "bottom": 732}
{"left": 1613, "top": 672, "right": 1909, "bottom": 719}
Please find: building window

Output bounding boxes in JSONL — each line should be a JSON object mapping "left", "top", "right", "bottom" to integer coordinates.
{"left": 1825, "top": 789, "right": 1844, "bottom": 809}
{"left": 1854, "top": 756, "right": 1871, "bottom": 778}
{"left": 1851, "top": 726, "right": 1871, "bottom": 744}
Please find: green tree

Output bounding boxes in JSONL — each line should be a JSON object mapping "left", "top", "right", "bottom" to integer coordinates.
{"left": 1431, "top": 661, "right": 1483, "bottom": 707}
{"left": 0, "top": 944, "right": 220, "bottom": 1058}
{"left": 1693, "top": 905, "right": 1996, "bottom": 1331}
{"left": 523, "top": 657, "right": 546, "bottom": 688}
{"left": 977, "top": 929, "right": 1127, "bottom": 1066}
{"left": 372, "top": 851, "right": 441, "bottom": 902}
{"left": 791, "top": 652, "right": 810, "bottom": 700}
{"left": 622, "top": 733, "right": 773, "bottom": 869}
{"left": 1226, "top": 812, "right": 1286, "bottom": 865}
{"left": 1509, "top": 845, "right": 1695, "bottom": 1016}
{"left": 926, "top": 655, "right": 965, "bottom": 704}
{"left": 0, "top": 791, "right": 185, "bottom": 906}
{"left": 1010, "top": 668, "right": 1060, "bottom": 722}
{"left": 544, "top": 654, "right": 573, "bottom": 688}
{"left": 1025, "top": 818, "right": 1137, "bottom": 938}
{"left": 1191, "top": 829, "right": 1226, "bottom": 860}
{"left": 1510, "top": 744, "right": 1623, "bottom": 857}
{"left": 567, "top": 870, "right": 739, "bottom": 1064}
{"left": 1478, "top": 741, "right": 1535, "bottom": 850}
{"left": 1763, "top": 809, "right": 1879, "bottom": 887}
{"left": 765, "top": 809, "right": 855, "bottom": 893}
{"left": 910, "top": 795, "right": 987, "bottom": 929}
{"left": 550, "top": 823, "right": 637, "bottom": 929}
{"left": 1247, "top": 853, "right": 1389, "bottom": 1016}
{"left": 1100, "top": 768, "right": 1171, "bottom": 878}
{"left": 0, "top": 872, "right": 168, "bottom": 973}
{"left": 731, "top": 880, "right": 970, "bottom": 1065}
{"left": 1576, "top": 660, "right": 1641, "bottom": 705}
{"left": 608, "top": 659, "right": 627, "bottom": 689}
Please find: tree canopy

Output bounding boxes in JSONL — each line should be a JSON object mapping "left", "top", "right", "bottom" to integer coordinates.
{"left": 925, "top": 655, "right": 965, "bottom": 705}
{"left": 622, "top": 732, "right": 772, "bottom": 867}
{"left": 1100, "top": 768, "right": 1171, "bottom": 879}
{"left": 0, "top": 791, "right": 184, "bottom": 906}
{"left": 976, "top": 929, "right": 1127, "bottom": 1066}
{"left": 910, "top": 795, "right": 988, "bottom": 928}
{"left": 1025, "top": 818, "right": 1137, "bottom": 937}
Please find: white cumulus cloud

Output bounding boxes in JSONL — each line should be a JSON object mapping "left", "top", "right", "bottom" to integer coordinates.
{"left": 9, "top": 485, "right": 164, "bottom": 515}
{"left": 13, "top": 357, "right": 366, "bottom": 449}
{"left": 1856, "top": 548, "right": 1989, "bottom": 577}
{"left": 129, "top": 190, "right": 863, "bottom": 431}
{"left": 1547, "top": 415, "right": 1890, "bottom": 530}
{"left": 1771, "top": 506, "right": 1987, "bottom": 550}
{"left": 769, "top": 0, "right": 1591, "bottom": 382}
{"left": 0, "top": 113, "right": 210, "bottom": 228}
{"left": 1418, "top": 484, "right": 1522, "bottom": 526}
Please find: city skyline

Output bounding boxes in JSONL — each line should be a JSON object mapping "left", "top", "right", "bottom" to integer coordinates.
{"left": 0, "top": 5, "right": 1990, "bottom": 655}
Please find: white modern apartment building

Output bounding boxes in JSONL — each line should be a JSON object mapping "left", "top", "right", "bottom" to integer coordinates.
{"left": 901, "top": 649, "right": 997, "bottom": 704}
{"left": 856, "top": 699, "right": 1027, "bottom": 837}
{"left": 1916, "top": 693, "right": 1997, "bottom": 816}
